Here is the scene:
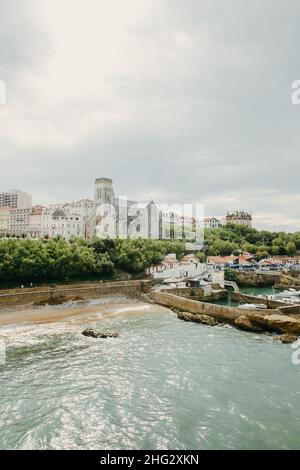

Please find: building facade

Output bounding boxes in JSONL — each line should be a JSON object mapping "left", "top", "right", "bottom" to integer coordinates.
{"left": 90, "top": 178, "right": 161, "bottom": 239}
{"left": 26, "top": 206, "right": 44, "bottom": 238}
{"left": 0, "top": 207, "right": 10, "bottom": 235}
{"left": 9, "top": 208, "right": 32, "bottom": 236}
{"left": 225, "top": 211, "right": 252, "bottom": 227}
{"left": 0, "top": 190, "right": 32, "bottom": 209}
{"left": 203, "top": 217, "right": 221, "bottom": 229}
{"left": 41, "top": 199, "right": 94, "bottom": 240}
{"left": 41, "top": 206, "right": 85, "bottom": 240}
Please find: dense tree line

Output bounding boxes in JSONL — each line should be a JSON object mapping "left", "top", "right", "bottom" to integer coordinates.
{"left": 203, "top": 225, "right": 300, "bottom": 258}
{"left": 0, "top": 225, "right": 299, "bottom": 286}
{"left": 0, "top": 237, "right": 185, "bottom": 285}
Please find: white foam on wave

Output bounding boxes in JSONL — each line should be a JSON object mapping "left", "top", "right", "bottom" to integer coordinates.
{"left": 0, "top": 321, "right": 74, "bottom": 348}
{"left": 113, "top": 304, "right": 152, "bottom": 314}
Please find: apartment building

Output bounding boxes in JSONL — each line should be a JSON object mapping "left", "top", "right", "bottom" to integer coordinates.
{"left": 41, "top": 206, "right": 87, "bottom": 240}
{"left": 9, "top": 208, "right": 32, "bottom": 236}
{"left": 0, "top": 207, "right": 10, "bottom": 235}
{"left": 0, "top": 189, "right": 32, "bottom": 209}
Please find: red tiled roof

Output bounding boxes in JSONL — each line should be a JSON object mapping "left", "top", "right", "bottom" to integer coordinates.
{"left": 208, "top": 253, "right": 255, "bottom": 265}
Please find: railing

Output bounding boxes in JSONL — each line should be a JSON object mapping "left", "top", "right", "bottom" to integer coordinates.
{"left": 224, "top": 280, "right": 239, "bottom": 293}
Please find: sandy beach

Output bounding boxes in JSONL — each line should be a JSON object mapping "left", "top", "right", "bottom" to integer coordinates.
{"left": 0, "top": 296, "right": 161, "bottom": 327}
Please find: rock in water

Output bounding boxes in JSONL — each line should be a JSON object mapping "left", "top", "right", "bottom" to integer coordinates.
{"left": 248, "top": 313, "right": 300, "bottom": 335}
{"left": 82, "top": 329, "right": 120, "bottom": 339}
{"left": 234, "top": 315, "right": 264, "bottom": 333}
{"left": 274, "top": 334, "right": 299, "bottom": 344}
{"left": 177, "top": 311, "right": 218, "bottom": 326}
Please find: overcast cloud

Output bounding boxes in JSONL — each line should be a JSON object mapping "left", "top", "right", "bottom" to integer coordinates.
{"left": 0, "top": 0, "right": 299, "bottom": 231}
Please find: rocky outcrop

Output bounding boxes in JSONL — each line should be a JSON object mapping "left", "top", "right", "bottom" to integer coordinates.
{"left": 236, "top": 272, "right": 277, "bottom": 287}
{"left": 82, "top": 329, "right": 120, "bottom": 339}
{"left": 234, "top": 315, "right": 264, "bottom": 333}
{"left": 274, "top": 334, "right": 299, "bottom": 344}
{"left": 248, "top": 313, "right": 300, "bottom": 335}
{"left": 177, "top": 311, "right": 219, "bottom": 326}
{"left": 151, "top": 289, "right": 300, "bottom": 342}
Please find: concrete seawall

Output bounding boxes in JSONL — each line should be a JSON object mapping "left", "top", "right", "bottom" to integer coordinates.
{"left": 0, "top": 280, "right": 152, "bottom": 309}
{"left": 160, "top": 287, "right": 227, "bottom": 301}
{"left": 278, "top": 304, "right": 300, "bottom": 316}
{"left": 150, "top": 291, "right": 256, "bottom": 324}
{"left": 231, "top": 292, "right": 288, "bottom": 309}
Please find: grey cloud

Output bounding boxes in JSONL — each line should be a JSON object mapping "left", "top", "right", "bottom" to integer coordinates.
{"left": 0, "top": 0, "right": 299, "bottom": 231}
{"left": 0, "top": 0, "right": 50, "bottom": 79}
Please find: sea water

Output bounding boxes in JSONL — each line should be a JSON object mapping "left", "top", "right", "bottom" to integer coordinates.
{"left": 0, "top": 303, "right": 299, "bottom": 450}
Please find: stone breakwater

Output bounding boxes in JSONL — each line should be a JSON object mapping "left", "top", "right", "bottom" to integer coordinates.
{"left": 150, "top": 291, "right": 249, "bottom": 324}
{"left": 0, "top": 280, "right": 153, "bottom": 309}
{"left": 150, "top": 291, "right": 300, "bottom": 343}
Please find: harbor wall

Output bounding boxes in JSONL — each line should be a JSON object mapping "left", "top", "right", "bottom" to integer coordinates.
{"left": 150, "top": 291, "right": 254, "bottom": 324}
{"left": 231, "top": 292, "right": 288, "bottom": 309}
{"left": 161, "top": 287, "right": 227, "bottom": 301}
{"left": 278, "top": 304, "right": 300, "bottom": 315}
{"left": 0, "top": 280, "right": 152, "bottom": 309}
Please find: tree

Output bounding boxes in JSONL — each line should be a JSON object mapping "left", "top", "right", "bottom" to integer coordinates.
{"left": 224, "top": 268, "right": 239, "bottom": 283}
{"left": 286, "top": 241, "right": 296, "bottom": 256}
{"left": 195, "top": 251, "right": 206, "bottom": 262}
{"left": 256, "top": 250, "right": 269, "bottom": 260}
{"left": 255, "top": 246, "right": 270, "bottom": 257}
{"left": 271, "top": 245, "right": 280, "bottom": 256}
{"left": 212, "top": 240, "right": 238, "bottom": 256}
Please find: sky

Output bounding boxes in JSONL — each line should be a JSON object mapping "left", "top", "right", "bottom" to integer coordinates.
{"left": 0, "top": 0, "right": 300, "bottom": 232}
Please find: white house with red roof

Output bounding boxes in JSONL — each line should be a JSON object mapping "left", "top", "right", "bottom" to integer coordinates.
{"left": 203, "top": 217, "right": 221, "bottom": 229}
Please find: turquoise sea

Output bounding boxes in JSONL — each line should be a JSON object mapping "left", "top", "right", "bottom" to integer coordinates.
{"left": 0, "top": 298, "right": 299, "bottom": 450}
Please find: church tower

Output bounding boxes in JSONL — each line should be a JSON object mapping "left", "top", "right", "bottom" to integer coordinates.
{"left": 94, "top": 178, "right": 115, "bottom": 208}
{"left": 94, "top": 178, "right": 116, "bottom": 238}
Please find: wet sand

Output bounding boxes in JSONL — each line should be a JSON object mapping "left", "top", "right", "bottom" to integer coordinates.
{"left": 0, "top": 297, "right": 157, "bottom": 327}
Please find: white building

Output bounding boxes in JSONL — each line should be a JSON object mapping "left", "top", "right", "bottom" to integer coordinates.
{"left": 41, "top": 199, "right": 94, "bottom": 240}
{"left": 9, "top": 208, "right": 32, "bottom": 236}
{"left": 0, "top": 207, "right": 10, "bottom": 235}
{"left": 180, "top": 254, "right": 200, "bottom": 265}
{"left": 151, "top": 262, "right": 205, "bottom": 280}
{"left": 147, "top": 253, "right": 179, "bottom": 275}
{"left": 0, "top": 189, "right": 32, "bottom": 209}
{"left": 0, "top": 205, "right": 43, "bottom": 238}
{"left": 72, "top": 199, "right": 95, "bottom": 221}
{"left": 26, "top": 206, "right": 44, "bottom": 238}
{"left": 203, "top": 217, "right": 221, "bottom": 229}
{"left": 41, "top": 207, "right": 84, "bottom": 240}
{"left": 89, "top": 178, "right": 160, "bottom": 239}
{"left": 148, "top": 252, "right": 206, "bottom": 279}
